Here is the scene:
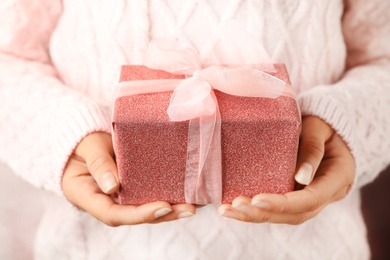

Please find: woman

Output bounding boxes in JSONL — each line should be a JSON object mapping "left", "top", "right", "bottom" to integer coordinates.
{"left": 1, "top": 0, "right": 389, "bottom": 259}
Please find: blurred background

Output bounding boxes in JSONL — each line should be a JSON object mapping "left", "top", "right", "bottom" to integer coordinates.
{"left": 361, "top": 166, "right": 390, "bottom": 260}
{"left": 0, "top": 162, "right": 389, "bottom": 259}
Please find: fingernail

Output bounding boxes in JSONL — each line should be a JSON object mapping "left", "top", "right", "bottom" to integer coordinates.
{"left": 101, "top": 172, "right": 118, "bottom": 193}
{"left": 218, "top": 207, "right": 237, "bottom": 218}
{"left": 233, "top": 204, "right": 252, "bottom": 214}
{"left": 295, "top": 162, "right": 314, "bottom": 185}
{"left": 231, "top": 200, "right": 244, "bottom": 208}
{"left": 154, "top": 208, "right": 172, "bottom": 219}
{"left": 251, "top": 200, "right": 270, "bottom": 210}
{"left": 177, "top": 211, "right": 194, "bottom": 219}
{"left": 218, "top": 209, "right": 237, "bottom": 219}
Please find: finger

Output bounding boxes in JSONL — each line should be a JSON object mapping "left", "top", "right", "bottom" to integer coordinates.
{"left": 250, "top": 133, "right": 355, "bottom": 216}
{"left": 250, "top": 190, "right": 325, "bottom": 215}
{"left": 218, "top": 194, "right": 319, "bottom": 223}
{"left": 77, "top": 132, "right": 119, "bottom": 194}
{"left": 295, "top": 116, "right": 334, "bottom": 185}
{"left": 63, "top": 157, "right": 186, "bottom": 226}
{"left": 219, "top": 202, "right": 272, "bottom": 223}
{"left": 218, "top": 196, "right": 266, "bottom": 222}
{"left": 322, "top": 134, "right": 355, "bottom": 200}
{"left": 70, "top": 174, "right": 175, "bottom": 226}
{"left": 218, "top": 203, "right": 324, "bottom": 224}
{"left": 218, "top": 194, "right": 326, "bottom": 224}
{"left": 231, "top": 196, "right": 254, "bottom": 215}
{"left": 251, "top": 159, "right": 346, "bottom": 214}
{"left": 218, "top": 204, "right": 251, "bottom": 221}
{"left": 231, "top": 196, "right": 252, "bottom": 207}
{"left": 263, "top": 206, "right": 324, "bottom": 225}
{"left": 152, "top": 204, "right": 196, "bottom": 223}
{"left": 86, "top": 152, "right": 119, "bottom": 194}
{"left": 102, "top": 200, "right": 174, "bottom": 226}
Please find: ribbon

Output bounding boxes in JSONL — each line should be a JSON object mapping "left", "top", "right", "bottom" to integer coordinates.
{"left": 117, "top": 23, "right": 294, "bottom": 204}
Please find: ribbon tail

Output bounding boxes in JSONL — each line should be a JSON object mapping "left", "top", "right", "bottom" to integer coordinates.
{"left": 201, "top": 96, "right": 222, "bottom": 204}
{"left": 184, "top": 117, "right": 201, "bottom": 204}
{"left": 184, "top": 91, "right": 222, "bottom": 205}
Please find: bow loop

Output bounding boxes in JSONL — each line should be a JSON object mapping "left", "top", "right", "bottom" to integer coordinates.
{"left": 194, "top": 66, "right": 286, "bottom": 98}
{"left": 167, "top": 77, "right": 216, "bottom": 121}
{"left": 144, "top": 38, "right": 202, "bottom": 75}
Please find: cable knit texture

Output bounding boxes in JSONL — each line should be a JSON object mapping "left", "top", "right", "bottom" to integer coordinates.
{"left": 1, "top": 0, "right": 389, "bottom": 259}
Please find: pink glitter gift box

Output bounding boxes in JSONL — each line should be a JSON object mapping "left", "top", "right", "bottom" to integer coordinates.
{"left": 112, "top": 65, "right": 301, "bottom": 205}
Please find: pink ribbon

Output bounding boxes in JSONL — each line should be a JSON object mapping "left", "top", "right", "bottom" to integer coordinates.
{"left": 117, "top": 35, "right": 293, "bottom": 204}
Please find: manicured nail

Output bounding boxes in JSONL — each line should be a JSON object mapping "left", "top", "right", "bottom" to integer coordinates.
{"left": 295, "top": 162, "right": 314, "bottom": 185}
{"left": 233, "top": 204, "right": 252, "bottom": 214}
{"left": 231, "top": 200, "right": 244, "bottom": 208}
{"left": 154, "top": 208, "right": 172, "bottom": 219}
{"left": 219, "top": 209, "right": 237, "bottom": 219}
{"left": 101, "top": 172, "right": 118, "bottom": 193}
{"left": 251, "top": 200, "right": 270, "bottom": 210}
{"left": 177, "top": 211, "right": 194, "bottom": 219}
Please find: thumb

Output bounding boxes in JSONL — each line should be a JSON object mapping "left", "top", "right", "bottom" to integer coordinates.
{"left": 295, "top": 116, "right": 334, "bottom": 185}
{"left": 76, "top": 132, "right": 119, "bottom": 194}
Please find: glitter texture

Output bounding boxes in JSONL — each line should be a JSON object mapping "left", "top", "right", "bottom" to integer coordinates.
{"left": 112, "top": 65, "right": 301, "bottom": 205}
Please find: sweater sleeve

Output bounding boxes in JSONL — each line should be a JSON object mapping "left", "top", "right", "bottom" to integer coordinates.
{"left": 0, "top": 1, "right": 111, "bottom": 195}
{"left": 298, "top": 0, "right": 390, "bottom": 189}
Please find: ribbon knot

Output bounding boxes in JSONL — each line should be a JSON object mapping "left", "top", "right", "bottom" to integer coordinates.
{"left": 167, "top": 76, "right": 216, "bottom": 121}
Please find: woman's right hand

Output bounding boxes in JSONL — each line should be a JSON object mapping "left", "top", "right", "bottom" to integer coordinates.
{"left": 62, "top": 132, "right": 195, "bottom": 226}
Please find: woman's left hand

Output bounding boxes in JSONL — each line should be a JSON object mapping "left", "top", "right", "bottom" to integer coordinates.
{"left": 218, "top": 116, "right": 355, "bottom": 224}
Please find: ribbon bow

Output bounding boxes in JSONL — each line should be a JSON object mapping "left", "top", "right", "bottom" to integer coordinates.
{"left": 144, "top": 38, "right": 287, "bottom": 122}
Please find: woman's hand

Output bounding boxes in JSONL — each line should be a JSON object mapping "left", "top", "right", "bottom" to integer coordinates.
{"left": 218, "top": 116, "right": 355, "bottom": 224}
{"left": 62, "top": 132, "right": 195, "bottom": 226}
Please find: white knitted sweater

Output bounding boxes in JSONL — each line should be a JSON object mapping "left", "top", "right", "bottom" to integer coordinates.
{"left": 1, "top": 0, "right": 390, "bottom": 259}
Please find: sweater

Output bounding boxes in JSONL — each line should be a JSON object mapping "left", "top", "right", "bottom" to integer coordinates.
{"left": 1, "top": 0, "right": 390, "bottom": 259}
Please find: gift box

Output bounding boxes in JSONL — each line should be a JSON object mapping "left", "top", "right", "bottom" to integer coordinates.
{"left": 112, "top": 64, "right": 301, "bottom": 205}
